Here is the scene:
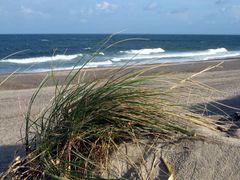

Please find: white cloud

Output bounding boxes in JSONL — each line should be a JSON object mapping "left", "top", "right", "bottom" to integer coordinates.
{"left": 78, "top": 1, "right": 117, "bottom": 18}
{"left": 215, "top": 5, "right": 240, "bottom": 23}
{"left": 220, "top": 7, "right": 227, "bottom": 12}
{"left": 215, "top": 0, "right": 227, "bottom": 5}
{"left": 0, "top": 7, "right": 4, "bottom": 14}
{"left": 145, "top": 2, "right": 158, "bottom": 11}
{"left": 21, "top": 5, "right": 33, "bottom": 15}
{"left": 96, "top": 1, "right": 117, "bottom": 11}
{"left": 170, "top": 8, "right": 188, "bottom": 15}
{"left": 79, "top": 18, "right": 87, "bottom": 23}
{"left": 80, "top": 8, "right": 94, "bottom": 16}
{"left": 230, "top": 5, "right": 240, "bottom": 22}
{"left": 20, "top": 5, "right": 49, "bottom": 18}
{"left": 166, "top": 8, "right": 191, "bottom": 24}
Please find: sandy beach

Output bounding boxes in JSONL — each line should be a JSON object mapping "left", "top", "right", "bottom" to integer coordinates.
{"left": 1, "top": 59, "right": 240, "bottom": 175}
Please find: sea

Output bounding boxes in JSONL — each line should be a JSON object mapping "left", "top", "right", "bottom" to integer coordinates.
{"left": 0, "top": 34, "right": 240, "bottom": 74}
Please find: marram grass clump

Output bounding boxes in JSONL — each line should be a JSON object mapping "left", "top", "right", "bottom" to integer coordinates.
{"left": 3, "top": 67, "right": 195, "bottom": 179}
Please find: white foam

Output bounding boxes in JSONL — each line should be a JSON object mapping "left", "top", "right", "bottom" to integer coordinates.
{"left": 112, "top": 48, "right": 230, "bottom": 62}
{"left": 203, "top": 53, "right": 240, "bottom": 60}
{"left": 87, "top": 60, "right": 112, "bottom": 67}
{"left": 40, "top": 39, "right": 49, "bottom": 42}
{"left": 99, "top": 52, "right": 105, "bottom": 56}
{"left": 208, "top": 48, "right": 228, "bottom": 53}
{"left": 28, "top": 60, "right": 113, "bottom": 73}
{"left": 120, "top": 48, "right": 165, "bottom": 55}
{"left": 3, "top": 54, "right": 82, "bottom": 64}
{"left": 84, "top": 47, "right": 91, "bottom": 50}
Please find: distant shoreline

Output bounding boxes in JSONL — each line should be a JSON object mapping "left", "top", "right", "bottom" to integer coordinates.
{"left": 0, "top": 57, "right": 239, "bottom": 75}
{"left": 0, "top": 58, "right": 239, "bottom": 90}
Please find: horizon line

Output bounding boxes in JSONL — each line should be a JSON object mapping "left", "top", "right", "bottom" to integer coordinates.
{"left": 0, "top": 33, "right": 240, "bottom": 36}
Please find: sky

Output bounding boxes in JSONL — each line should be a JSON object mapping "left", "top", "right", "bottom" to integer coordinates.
{"left": 0, "top": 0, "right": 240, "bottom": 34}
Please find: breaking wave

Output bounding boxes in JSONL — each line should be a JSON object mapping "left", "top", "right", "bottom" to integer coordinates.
{"left": 40, "top": 39, "right": 49, "bottom": 42}
{"left": 2, "top": 47, "right": 240, "bottom": 73}
{"left": 29, "top": 60, "right": 113, "bottom": 73}
{"left": 112, "top": 48, "right": 232, "bottom": 62}
{"left": 2, "top": 54, "right": 83, "bottom": 64}
{"left": 208, "top": 48, "right": 228, "bottom": 53}
{"left": 120, "top": 48, "right": 165, "bottom": 55}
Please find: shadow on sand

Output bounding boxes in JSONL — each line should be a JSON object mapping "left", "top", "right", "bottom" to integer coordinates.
{"left": 0, "top": 144, "right": 25, "bottom": 173}
{"left": 191, "top": 95, "right": 240, "bottom": 116}
{"left": 190, "top": 95, "right": 240, "bottom": 136}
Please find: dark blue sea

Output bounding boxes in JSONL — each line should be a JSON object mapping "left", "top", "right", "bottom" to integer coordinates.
{"left": 0, "top": 34, "right": 240, "bottom": 74}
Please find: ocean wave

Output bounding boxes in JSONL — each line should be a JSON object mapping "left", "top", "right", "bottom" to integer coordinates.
{"left": 28, "top": 60, "right": 113, "bottom": 73}
{"left": 112, "top": 48, "right": 230, "bottom": 62}
{"left": 208, "top": 48, "right": 228, "bottom": 53}
{"left": 203, "top": 53, "right": 240, "bottom": 60}
{"left": 120, "top": 48, "right": 165, "bottom": 55}
{"left": 1, "top": 47, "right": 238, "bottom": 72}
{"left": 87, "top": 60, "right": 112, "bottom": 67}
{"left": 84, "top": 47, "right": 91, "bottom": 50}
{"left": 40, "top": 39, "right": 49, "bottom": 42}
{"left": 2, "top": 54, "right": 82, "bottom": 64}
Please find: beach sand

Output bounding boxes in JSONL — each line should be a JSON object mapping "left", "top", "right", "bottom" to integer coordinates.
{"left": 1, "top": 59, "right": 240, "bottom": 177}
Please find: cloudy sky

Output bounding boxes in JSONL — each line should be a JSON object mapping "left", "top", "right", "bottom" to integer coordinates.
{"left": 0, "top": 0, "right": 240, "bottom": 34}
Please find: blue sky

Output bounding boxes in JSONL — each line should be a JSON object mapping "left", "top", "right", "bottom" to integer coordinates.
{"left": 0, "top": 0, "right": 240, "bottom": 34}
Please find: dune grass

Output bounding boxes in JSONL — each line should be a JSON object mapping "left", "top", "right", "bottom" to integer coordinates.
{"left": 1, "top": 37, "right": 222, "bottom": 179}
{"left": 20, "top": 71, "right": 191, "bottom": 179}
